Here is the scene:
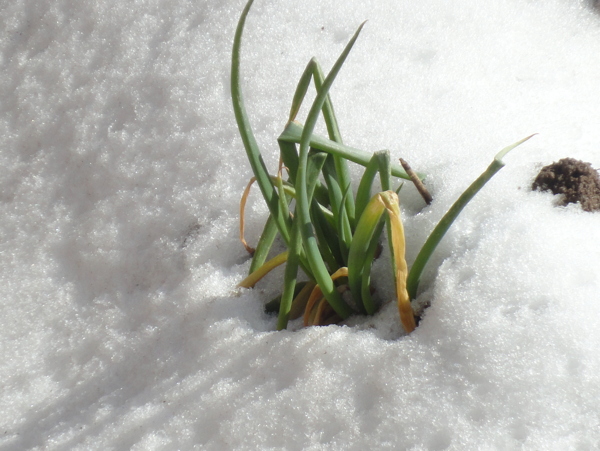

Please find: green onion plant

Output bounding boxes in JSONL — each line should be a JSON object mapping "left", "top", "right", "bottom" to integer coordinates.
{"left": 232, "top": 0, "right": 533, "bottom": 333}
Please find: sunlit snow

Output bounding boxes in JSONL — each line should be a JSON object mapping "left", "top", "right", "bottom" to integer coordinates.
{"left": 1, "top": 0, "right": 600, "bottom": 449}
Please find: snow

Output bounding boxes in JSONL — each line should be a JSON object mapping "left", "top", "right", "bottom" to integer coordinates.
{"left": 1, "top": 0, "right": 600, "bottom": 449}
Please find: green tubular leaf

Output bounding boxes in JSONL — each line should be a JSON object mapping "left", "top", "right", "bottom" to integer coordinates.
{"left": 286, "top": 57, "right": 354, "bottom": 222}
{"left": 311, "top": 60, "right": 356, "bottom": 226}
{"left": 275, "top": 171, "right": 291, "bottom": 227}
{"left": 306, "top": 150, "right": 342, "bottom": 269}
{"left": 334, "top": 197, "right": 351, "bottom": 268}
{"left": 321, "top": 155, "right": 344, "bottom": 215}
{"left": 311, "top": 60, "right": 342, "bottom": 142}
{"left": 279, "top": 140, "right": 330, "bottom": 205}
{"left": 277, "top": 215, "right": 302, "bottom": 330}
{"left": 348, "top": 193, "right": 387, "bottom": 314}
{"left": 355, "top": 154, "right": 380, "bottom": 221}
{"left": 232, "top": 0, "right": 290, "bottom": 244}
{"left": 315, "top": 202, "right": 335, "bottom": 225}
{"left": 280, "top": 121, "right": 422, "bottom": 181}
{"left": 306, "top": 150, "right": 328, "bottom": 201}
{"left": 377, "top": 150, "right": 392, "bottom": 192}
{"left": 247, "top": 190, "right": 314, "bottom": 281}
{"left": 355, "top": 150, "right": 391, "bottom": 221}
{"left": 278, "top": 140, "right": 300, "bottom": 185}
{"left": 269, "top": 176, "right": 295, "bottom": 198}
{"left": 359, "top": 217, "right": 385, "bottom": 314}
{"left": 295, "top": 22, "right": 367, "bottom": 320}
{"left": 337, "top": 182, "right": 354, "bottom": 252}
{"left": 322, "top": 155, "right": 352, "bottom": 263}
{"left": 249, "top": 214, "right": 278, "bottom": 274}
{"left": 494, "top": 134, "right": 535, "bottom": 162}
{"left": 289, "top": 58, "right": 317, "bottom": 123}
{"left": 349, "top": 151, "right": 392, "bottom": 307}
{"left": 406, "top": 135, "right": 536, "bottom": 300}
{"left": 311, "top": 201, "right": 342, "bottom": 271}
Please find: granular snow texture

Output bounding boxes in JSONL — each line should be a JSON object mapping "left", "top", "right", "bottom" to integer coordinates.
{"left": 1, "top": 0, "right": 600, "bottom": 450}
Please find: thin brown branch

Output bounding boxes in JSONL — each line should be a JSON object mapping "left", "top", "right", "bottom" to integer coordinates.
{"left": 400, "top": 158, "right": 432, "bottom": 205}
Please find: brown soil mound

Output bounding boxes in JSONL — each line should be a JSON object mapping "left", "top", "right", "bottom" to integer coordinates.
{"left": 532, "top": 158, "right": 600, "bottom": 212}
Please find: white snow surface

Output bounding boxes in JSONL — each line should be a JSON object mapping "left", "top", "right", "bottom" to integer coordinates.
{"left": 2, "top": 0, "right": 600, "bottom": 449}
